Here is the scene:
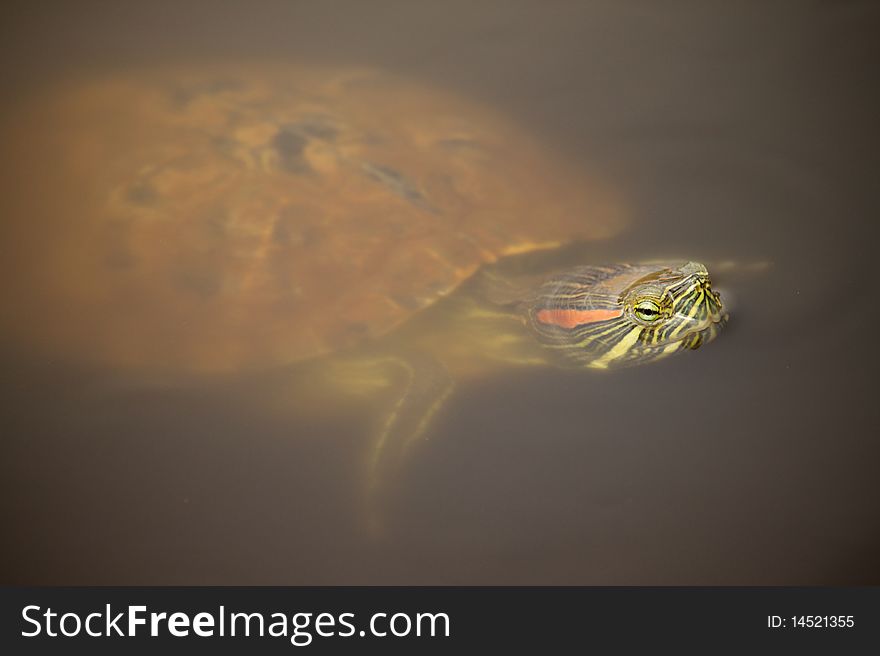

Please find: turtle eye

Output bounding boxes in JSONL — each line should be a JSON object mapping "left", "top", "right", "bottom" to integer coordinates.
{"left": 633, "top": 300, "right": 662, "bottom": 323}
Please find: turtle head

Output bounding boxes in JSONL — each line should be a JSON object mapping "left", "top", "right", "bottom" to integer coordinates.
{"left": 620, "top": 261, "right": 727, "bottom": 358}
{"left": 529, "top": 261, "right": 727, "bottom": 369}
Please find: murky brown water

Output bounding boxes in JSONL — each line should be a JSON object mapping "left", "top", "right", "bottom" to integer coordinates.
{"left": 1, "top": 1, "right": 878, "bottom": 584}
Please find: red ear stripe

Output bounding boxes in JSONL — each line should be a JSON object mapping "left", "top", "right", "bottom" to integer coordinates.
{"left": 535, "top": 308, "right": 623, "bottom": 328}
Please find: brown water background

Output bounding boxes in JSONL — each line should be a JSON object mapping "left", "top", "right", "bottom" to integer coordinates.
{"left": 1, "top": 0, "right": 878, "bottom": 584}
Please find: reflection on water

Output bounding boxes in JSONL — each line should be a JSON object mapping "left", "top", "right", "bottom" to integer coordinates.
{"left": 1, "top": 1, "right": 878, "bottom": 584}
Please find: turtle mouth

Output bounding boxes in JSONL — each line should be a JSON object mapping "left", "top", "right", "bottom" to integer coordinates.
{"left": 681, "top": 311, "right": 728, "bottom": 350}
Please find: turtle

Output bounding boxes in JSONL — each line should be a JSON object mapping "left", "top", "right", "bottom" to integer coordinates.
{"left": 0, "top": 62, "right": 727, "bottom": 528}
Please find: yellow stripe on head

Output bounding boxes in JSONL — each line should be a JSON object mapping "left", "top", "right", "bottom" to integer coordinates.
{"left": 588, "top": 327, "right": 642, "bottom": 369}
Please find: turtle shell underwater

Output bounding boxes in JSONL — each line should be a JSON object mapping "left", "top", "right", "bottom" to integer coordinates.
{"left": 0, "top": 63, "right": 727, "bottom": 517}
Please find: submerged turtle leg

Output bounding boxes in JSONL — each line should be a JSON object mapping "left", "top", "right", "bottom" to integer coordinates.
{"left": 369, "top": 355, "right": 453, "bottom": 476}
{"left": 357, "top": 353, "right": 454, "bottom": 536}
{"left": 261, "top": 352, "right": 453, "bottom": 536}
